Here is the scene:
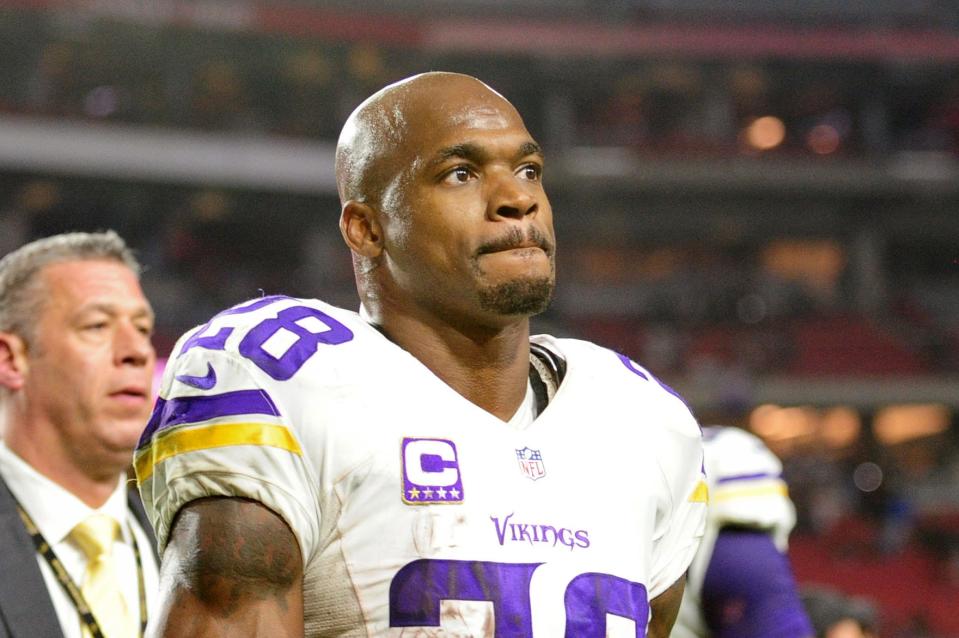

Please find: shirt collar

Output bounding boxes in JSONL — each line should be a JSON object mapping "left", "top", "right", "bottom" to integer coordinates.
{"left": 507, "top": 379, "right": 537, "bottom": 429}
{"left": 0, "top": 441, "right": 129, "bottom": 544}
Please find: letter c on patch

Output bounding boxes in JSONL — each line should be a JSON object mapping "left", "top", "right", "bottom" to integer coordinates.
{"left": 404, "top": 439, "right": 460, "bottom": 487}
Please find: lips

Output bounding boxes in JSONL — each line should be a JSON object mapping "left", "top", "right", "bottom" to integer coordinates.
{"left": 480, "top": 243, "right": 543, "bottom": 255}
{"left": 109, "top": 386, "right": 149, "bottom": 403}
{"left": 477, "top": 227, "right": 553, "bottom": 256}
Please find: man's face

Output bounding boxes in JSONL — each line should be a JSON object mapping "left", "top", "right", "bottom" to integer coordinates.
{"left": 22, "top": 259, "right": 155, "bottom": 473}
{"left": 379, "top": 83, "right": 556, "bottom": 327}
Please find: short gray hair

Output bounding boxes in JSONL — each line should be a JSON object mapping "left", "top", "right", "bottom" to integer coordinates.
{"left": 0, "top": 231, "right": 141, "bottom": 344}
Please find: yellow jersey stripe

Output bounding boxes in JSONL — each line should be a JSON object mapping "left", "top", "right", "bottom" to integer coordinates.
{"left": 688, "top": 480, "right": 710, "bottom": 503}
{"left": 135, "top": 422, "right": 301, "bottom": 483}
{"left": 713, "top": 483, "right": 789, "bottom": 502}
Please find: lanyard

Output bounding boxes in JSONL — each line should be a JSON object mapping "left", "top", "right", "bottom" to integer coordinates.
{"left": 15, "top": 502, "right": 148, "bottom": 638}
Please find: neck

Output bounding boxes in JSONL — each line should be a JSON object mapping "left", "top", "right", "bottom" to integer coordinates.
{"left": 372, "top": 305, "right": 532, "bottom": 422}
{"left": 4, "top": 416, "right": 122, "bottom": 509}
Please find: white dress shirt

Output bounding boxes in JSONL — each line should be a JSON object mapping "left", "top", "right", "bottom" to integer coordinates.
{"left": 0, "top": 442, "right": 160, "bottom": 638}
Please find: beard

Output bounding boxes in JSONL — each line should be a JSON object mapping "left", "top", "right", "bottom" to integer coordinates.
{"left": 471, "top": 225, "right": 556, "bottom": 317}
{"left": 477, "top": 275, "right": 555, "bottom": 316}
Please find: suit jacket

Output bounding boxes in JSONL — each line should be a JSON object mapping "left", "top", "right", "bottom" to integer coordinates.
{"left": 0, "top": 474, "right": 157, "bottom": 638}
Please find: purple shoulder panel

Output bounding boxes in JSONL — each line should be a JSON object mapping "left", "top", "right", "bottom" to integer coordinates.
{"left": 137, "top": 389, "right": 281, "bottom": 449}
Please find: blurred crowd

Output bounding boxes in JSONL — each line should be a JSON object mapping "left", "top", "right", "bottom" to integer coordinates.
{"left": 731, "top": 401, "right": 959, "bottom": 638}
{"left": 0, "top": 177, "right": 355, "bottom": 355}
{"left": 2, "top": 9, "right": 959, "bottom": 159}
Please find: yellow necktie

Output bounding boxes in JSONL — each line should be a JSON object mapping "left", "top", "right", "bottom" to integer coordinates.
{"left": 70, "top": 515, "right": 135, "bottom": 638}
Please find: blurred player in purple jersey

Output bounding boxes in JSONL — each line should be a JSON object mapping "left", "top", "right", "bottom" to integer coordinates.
{"left": 673, "top": 425, "right": 815, "bottom": 638}
{"left": 139, "top": 72, "right": 708, "bottom": 637}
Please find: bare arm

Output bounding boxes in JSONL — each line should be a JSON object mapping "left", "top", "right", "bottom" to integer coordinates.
{"left": 148, "top": 497, "right": 304, "bottom": 638}
{"left": 647, "top": 574, "right": 686, "bottom": 638}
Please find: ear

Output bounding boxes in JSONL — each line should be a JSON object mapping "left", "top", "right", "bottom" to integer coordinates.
{"left": 0, "top": 332, "right": 28, "bottom": 391}
{"left": 340, "top": 200, "right": 384, "bottom": 259}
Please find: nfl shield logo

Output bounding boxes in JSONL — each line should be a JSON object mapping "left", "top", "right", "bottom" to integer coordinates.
{"left": 516, "top": 447, "right": 546, "bottom": 481}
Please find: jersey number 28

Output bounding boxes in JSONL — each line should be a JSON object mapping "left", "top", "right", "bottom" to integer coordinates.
{"left": 390, "top": 559, "right": 649, "bottom": 637}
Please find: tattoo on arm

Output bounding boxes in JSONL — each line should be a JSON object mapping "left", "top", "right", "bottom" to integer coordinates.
{"left": 175, "top": 497, "right": 300, "bottom": 614}
{"left": 158, "top": 496, "right": 304, "bottom": 634}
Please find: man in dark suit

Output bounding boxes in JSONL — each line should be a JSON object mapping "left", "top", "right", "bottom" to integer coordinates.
{"left": 0, "top": 231, "right": 159, "bottom": 638}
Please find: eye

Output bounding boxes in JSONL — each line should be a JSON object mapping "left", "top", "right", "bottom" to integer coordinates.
{"left": 83, "top": 322, "right": 109, "bottom": 331}
{"left": 440, "top": 165, "right": 475, "bottom": 185}
{"left": 517, "top": 163, "right": 542, "bottom": 181}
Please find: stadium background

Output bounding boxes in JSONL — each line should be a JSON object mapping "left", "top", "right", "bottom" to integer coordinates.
{"left": 1, "top": 1, "right": 957, "bottom": 635}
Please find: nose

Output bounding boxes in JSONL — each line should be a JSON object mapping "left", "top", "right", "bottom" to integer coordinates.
{"left": 487, "top": 169, "right": 538, "bottom": 221}
{"left": 114, "top": 321, "right": 155, "bottom": 368}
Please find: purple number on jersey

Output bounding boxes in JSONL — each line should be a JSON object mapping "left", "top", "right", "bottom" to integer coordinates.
{"left": 177, "top": 298, "right": 353, "bottom": 381}
{"left": 389, "top": 559, "right": 649, "bottom": 636}
{"left": 565, "top": 572, "right": 649, "bottom": 637}
{"left": 390, "top": 559, "right": 540, "bottom": 636}
{"left": 617, "top": 352, "right": 650, "bottom": 380}
{"left": 178, "top": 296, "right": 297, "bottom": 357}
{"left": 238, "top": 305, "right": 353, "bottom": 380}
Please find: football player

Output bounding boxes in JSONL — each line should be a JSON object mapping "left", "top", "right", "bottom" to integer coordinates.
{"left": 673, "top": 425, "right": 814, "bottom": 638}
{"left": 138, "top": 72, "right": 708, "bottom": 637}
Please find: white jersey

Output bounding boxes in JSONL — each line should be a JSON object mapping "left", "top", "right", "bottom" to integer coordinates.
{"left": 136, "top": 296, "right": 707, "bottom": 637}
{"left": 673, "top": 425, "right": 796, "bottom": 638}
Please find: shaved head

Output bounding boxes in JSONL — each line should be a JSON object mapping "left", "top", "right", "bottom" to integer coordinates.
{"left": 335, "top": 72, "right": 522, "bottom": 208}
{"left": 335, "top": 71, "right": 554, "bottom": 329}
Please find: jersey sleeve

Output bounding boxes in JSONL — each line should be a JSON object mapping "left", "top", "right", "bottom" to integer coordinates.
{"left": 135, "top": 321, "right": 322, "bottom": 563}
{"left": 648, "top": 402, "right": 709, "bottom": 599}
{"left": 703, "top": 427, "right": 796, "bottom": 550}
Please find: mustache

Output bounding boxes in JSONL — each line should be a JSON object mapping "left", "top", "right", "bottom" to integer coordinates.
{"left": 477, "top": 226, "right": 554, "bottom": 256}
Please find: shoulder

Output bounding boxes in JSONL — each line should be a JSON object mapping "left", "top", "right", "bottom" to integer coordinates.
{"left": 171, "top": 295, "right": 366, "bottom": 359}
{"left": 700, "top": 425, "right": 796, "bottom": 542}
{"left": 533, "top": 334, "right": 674, "bottom": 393}
{"left": 146, "top": 296, "right": 381, "bottom": 454}
{"left": 535, "top": 334, "right": 699, "bottom": 437}
{"left": 160, "top": 295, "right": 379, "bottom": 394}
{"left": 137, "top": 296, "right": 356, "bottom": 555}
{"left": 703, "top": 424, "right": 766, "bottom": 449}
{"left": 701, "top": 426, "right": 783, "bottom": 482}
